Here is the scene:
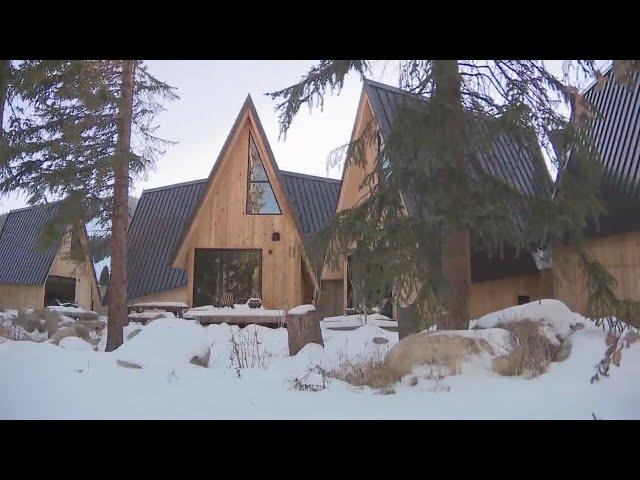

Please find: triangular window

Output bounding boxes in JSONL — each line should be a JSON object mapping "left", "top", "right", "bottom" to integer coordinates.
{"left": 247, "top": 133, "right": 281, "bottom": 214}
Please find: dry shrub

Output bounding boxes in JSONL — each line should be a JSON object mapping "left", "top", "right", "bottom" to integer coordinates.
{"left": 0, "top": 325, "right": 33, "bottom": 341}
{"left": 229, "top": 327, "right": 271, "bottom": 369}
{"left": 327, "top": 346, "right": 396, "bottom": 392}
{"left": 492, "top": 319, "right": 555, "bottom": 378}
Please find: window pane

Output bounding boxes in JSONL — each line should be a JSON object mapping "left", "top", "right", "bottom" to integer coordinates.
{"left": 193, "top": 249, "right": 262, "bottom": 307}
{"left": 249, "top": 135, "right": 269, "bottom": 181}
{"left": 247, "top": 182, "right": 281, "bottom": 214}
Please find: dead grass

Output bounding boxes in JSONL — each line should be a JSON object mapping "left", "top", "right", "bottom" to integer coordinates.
{"left": 327, "top": 346, "right": 396, "bottom": 392}
{"left": 492, "top": 319, "right": 555, "bottom": 378}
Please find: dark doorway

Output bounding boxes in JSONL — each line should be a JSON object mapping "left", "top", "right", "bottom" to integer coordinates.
{"left": 44, "top": 275, "right": 76, "bottom": 306}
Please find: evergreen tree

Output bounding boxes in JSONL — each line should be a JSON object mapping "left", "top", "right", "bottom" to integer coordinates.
{"left": 1, "top": 60, "right": 176, "bottom": 349}
{"left": 270, "top": 60, "right": 640, "bottom": 333}
{"left": 99, "top": 265, "right": 110, "bottom": 286}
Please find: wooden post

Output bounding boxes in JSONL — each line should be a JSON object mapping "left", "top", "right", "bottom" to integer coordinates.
{"left": 287, "top": 308, "right": 324, "bottom": 356}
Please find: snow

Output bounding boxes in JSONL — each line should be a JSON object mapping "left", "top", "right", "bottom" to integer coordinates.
{"left": 321, "top": 312, "right": 398, "bottom": 329}
{"left": 47, "top": 306, "right": 97, "bottom": 316}
{"left": 59, "top": 336, "right": 93, "bottom": 351}
{"left": 130, "top": 302, "right": 188, "bottom": 308}
{"left": 1, "top": 300, "right": 639, "bottom": 419}
{"left": 470, "top": 299, "right": 583, "bottom": 344}
{"left": 288, "top": 304, "right": 316, "bottom": 315}
{"left": 114, "top": 318, "right": 209, "bottom": 369}
{"left": 186, "top": 304, "right": 284, "bottom": 317}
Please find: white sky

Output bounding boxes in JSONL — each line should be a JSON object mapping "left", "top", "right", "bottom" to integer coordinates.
{"left": 0, "top": 60, "right": 605, "bottom": 214}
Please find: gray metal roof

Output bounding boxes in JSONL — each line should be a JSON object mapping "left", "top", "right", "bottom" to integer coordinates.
{"left": 364, "top": 78, "right": 552, "bottom": 218}
{"left": 0, "top": 203, "right": 62, "bottom": 285}
{"left": 582, "top": 67, "right": 640, "bottom": 200}
{"left": 279, "top": 170, "right": 341, "bottom": 241}
{"left": 126, "top": 179, "right": 208, "bottom": 300}
{"left": 554, "top": 67, "right": 640, "bottom": 236}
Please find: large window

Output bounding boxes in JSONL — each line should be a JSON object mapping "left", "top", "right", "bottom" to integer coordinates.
{"left": 193, "top": 249, "right": 262, "bottom": 307}
{"left": 246, "top": 133, "right": 281, "bottom": 214}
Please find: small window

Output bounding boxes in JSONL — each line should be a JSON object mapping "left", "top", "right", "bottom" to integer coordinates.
{"left": 517, "top": 295, "right": 531, "bottom": 305}
{"left": 246, "top": 133, "right": 281, "bottom": 214}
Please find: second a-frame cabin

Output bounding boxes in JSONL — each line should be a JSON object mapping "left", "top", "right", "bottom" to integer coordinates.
{"left": 0, "top": 203, "right": 102, "bottom": 311}
{"left": 125, "top": 96, "right": 340, "bottom": 310}
{"left": 320, "top": 79, "right": 554, "bottom": 319}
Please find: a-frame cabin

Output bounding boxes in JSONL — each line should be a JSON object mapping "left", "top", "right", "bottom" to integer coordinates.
{"left": 320, "top": 79, "right": 553, "bottom": 320}
{"left": 0, "top": 203, "right": 102, "bottom": 312}
{"left": 125, "top": 96, "right": 340, "bottom": 310}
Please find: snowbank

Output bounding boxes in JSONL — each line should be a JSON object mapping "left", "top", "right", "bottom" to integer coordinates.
{"left": 288, "top": 304, "right": 316, "bottom": 315}
{"left": 113, "top": 317, "right": 209, "bottom": 369}
{"left": 471, "top": 299, "right": 583, "bottom": 344}
{"left": 321, "top": 313, "right": 398, "bottom": 329}
{"left": 59, "top": 336, "right": 93, "bottom": 351}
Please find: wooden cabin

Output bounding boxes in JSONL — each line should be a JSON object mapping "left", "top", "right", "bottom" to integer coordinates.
{"left": 122, "top": 95, "right": 340, "bottom": 310}
{"left": 0, "top": 203, "right": 102, "bottom": 312}
{"left": 321, "top": 70, "right": 640, "bottom": 321}
{"left": 550, "top": 67, "right": 640, "bottom": 313}
{"left": 318, "top": 79, "right": 554, "bottom": 320}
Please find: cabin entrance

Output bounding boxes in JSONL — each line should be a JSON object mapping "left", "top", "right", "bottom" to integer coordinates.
{"left": 193, "top": 248, "right": 262, "bottom": 307}
{"left": 44, "top": 275, "right": 76, "bottom": 306}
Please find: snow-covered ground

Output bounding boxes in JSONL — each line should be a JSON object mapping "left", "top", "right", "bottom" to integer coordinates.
{"left": 0, "top": 302, "right": 639, "bottom": 419}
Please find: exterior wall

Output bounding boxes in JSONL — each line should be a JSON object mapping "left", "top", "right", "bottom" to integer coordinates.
{"left": 48, "top": 232, "right": 100, "bottom": 311}
{"left": 176, "top": 113, "right": 304, "bottom": 310}
{"left": 552, "top": 229, "right": 640, "bottom": 314}
{"left": 331, "top": 96, "right": 380, "bottom": 312}
{"left": 0, "top": 283, "right": 44, "bottom": 310}
{"left": 470, "top": 273, "right": 542, "bottom": 319}
{"left": 128, "top": 286, "right": 189, "bottom": 306}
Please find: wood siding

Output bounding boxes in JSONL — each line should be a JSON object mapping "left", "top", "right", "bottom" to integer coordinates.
{"left": 0, "top": 283, "right": 45, "bottom": 310}
{"left": 553, "top": 229, "right": 640, "bottom": 314}
{"left": 175, "top": 112, "right": 304, "bottom": 310}
{"left": 470, "top": 273, "right": 542, "bottom": 318}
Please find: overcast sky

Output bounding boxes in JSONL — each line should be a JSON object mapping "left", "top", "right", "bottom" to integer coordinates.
{"left": 0, "top": 60, "right": 606, "bottom": 214}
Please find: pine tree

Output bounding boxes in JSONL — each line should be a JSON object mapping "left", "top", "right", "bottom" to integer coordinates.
{"left": 269, "top": 60, "right": 639, "bottom": 333}
{"left": 106, "top": 60, "right": 135, "bottom": 351}
{"left": 1, "top": 60, "right": 177, "bottom": 348}
{"left": 99, "top": 265, "right": 110, "bottom": 286}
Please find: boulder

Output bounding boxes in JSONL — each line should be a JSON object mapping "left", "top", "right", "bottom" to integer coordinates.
{"left": 126, "top": 328, "right": 142, "bottom": 340}
{"left": 49, "top": 324, "right": 91, "bottom": 345}
{"left": 190, "top": 348, "right": 211, "bottom": 368}
{"left": 16, "top": 309, "right": 44, "bottom": 333}
{"left": 385, "top": 329, "right": 508, "bottom": 380}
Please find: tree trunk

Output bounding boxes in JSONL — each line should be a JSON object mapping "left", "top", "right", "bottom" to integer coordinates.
{"left": 106, "top": 60, "right": 135, "bottom": 352}
{"left": 433, "top": 60, "right": 471, "bottom": 331}
{"left": 0, "top": 60, "right": 9, "bottom": 138}
{"left": 287, "top": 309, "right": 324, "bottom": 356}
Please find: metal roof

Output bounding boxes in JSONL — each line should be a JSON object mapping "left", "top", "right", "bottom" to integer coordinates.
{"left": 583, "top": 68, "right": 640, "bottom": 200}
{"left": 0, "top": 203, "right": 62, "bottom": 285}
{"left": 126, "top": 179, "right": 208, "bottom": 300}
{"left": 125, "top": 172, "right": 340, "bottom": 300}
{"left": 556, "top": 67, "right": 640, "bottom": 236}
{"left": 364, "top": 78, "right": 551, "bottom": 218}
{"left": 279, "top": 171, "right": 341, "bottom": 241}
